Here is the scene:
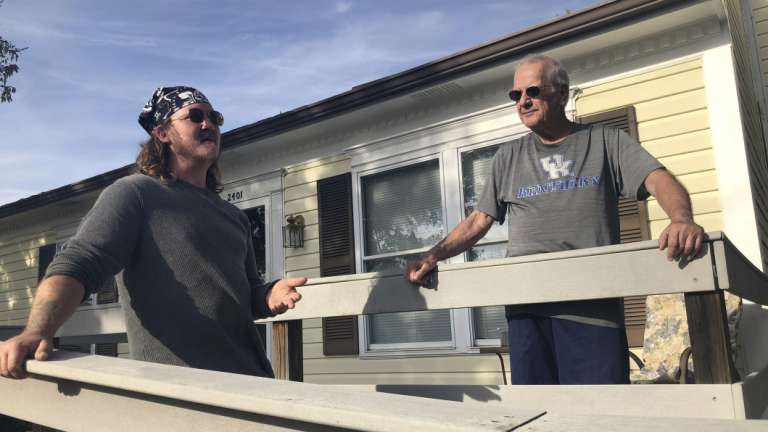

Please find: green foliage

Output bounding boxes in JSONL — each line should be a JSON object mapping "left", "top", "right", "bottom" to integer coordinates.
{"left": 0, "top": 1, "right": 26, "bottom": 103}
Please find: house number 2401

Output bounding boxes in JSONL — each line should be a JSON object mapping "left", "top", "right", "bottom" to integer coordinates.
{"left": 225, "top": 190, "right": 245, "bottom": 203}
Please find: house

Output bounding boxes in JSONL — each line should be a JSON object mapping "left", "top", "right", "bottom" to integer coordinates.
{"left": 1, "top": 0, "right": 767, "bottom": 386}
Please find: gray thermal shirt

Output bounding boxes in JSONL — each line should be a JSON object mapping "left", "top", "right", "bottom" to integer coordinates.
{"left": 476, "top": 124, "right": 663, "bottom": 327}
{"left": 46, "top": 174, "right": 276, "bottom": 377}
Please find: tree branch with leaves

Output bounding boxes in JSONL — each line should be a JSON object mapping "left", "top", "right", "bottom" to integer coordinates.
{"left": 0, "top": 0, "right": 26, "bottom": 103}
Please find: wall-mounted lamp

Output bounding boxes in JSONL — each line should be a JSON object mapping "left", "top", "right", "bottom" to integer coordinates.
{"left": 282, "top": 215, "right": 304, "bottom": 248}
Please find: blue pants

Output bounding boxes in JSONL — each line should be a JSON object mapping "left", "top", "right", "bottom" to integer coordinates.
{"left": 506, "top": 314, "right": 630, "bottom": 384}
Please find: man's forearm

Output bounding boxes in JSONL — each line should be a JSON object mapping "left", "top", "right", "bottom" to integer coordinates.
{"left": 645, "top": 169, "right": 693, "bottom": 222}
{"left": 426, "top": 210, "right": 494, "bottom": 262}
{"left": 25, "top": 275, "right": 85, "bottom": 337}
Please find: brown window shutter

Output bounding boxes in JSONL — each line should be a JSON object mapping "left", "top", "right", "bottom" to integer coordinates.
{"left": 317, "top": 173, "right": 359, "bottom": 356}
{"left": 578, "top": 106, "right": 650, "bottom": 347}
{"left": 95, "top": 343, "right": 118, "bottom": 357}
{"left": 55, "top": 343, "right": 91, "bottom": 354}
{"left": 97, "top": 278, "right": 119, "bottom": 304}
{"left": 37, "top": 243, "right": 57, "bottom": 282}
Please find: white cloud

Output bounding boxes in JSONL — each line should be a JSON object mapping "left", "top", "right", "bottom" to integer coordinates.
{"left": 336, "top": 1, "right": 352, "bottom": 14}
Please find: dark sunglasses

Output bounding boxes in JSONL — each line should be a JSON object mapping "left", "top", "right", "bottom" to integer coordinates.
{"left": 508, "top": 85, "right": 552, "bottom": 103}
{"left": 173, "top": 108, "right": 224, "bottom": 126}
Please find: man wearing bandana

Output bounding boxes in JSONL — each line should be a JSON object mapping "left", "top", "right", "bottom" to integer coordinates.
{"left": 0, "top": 86, "right": 304, "bottom": 379}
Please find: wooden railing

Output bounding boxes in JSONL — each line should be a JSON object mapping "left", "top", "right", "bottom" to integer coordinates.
{"left": 1, "top": 351, "right": 767, "bottom": 430}
{"left": 3, "top": 231, "right": 768, "bottom": 428}
{"left": 262, "top": 231, "right": 767, "bottom": 386}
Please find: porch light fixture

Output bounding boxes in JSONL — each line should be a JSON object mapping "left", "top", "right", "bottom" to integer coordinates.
{"left": 282, "top": 215, "right": 305, "bottom": 248}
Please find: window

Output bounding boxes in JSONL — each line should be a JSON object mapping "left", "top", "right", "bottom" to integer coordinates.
{"left": 246, "top": 205, "right": 268, "bottom": 283}
{"left": 245, "top": 204, "right": 269, "bottom": 354}
{"left": 37, "top": 243, "right": 56, "bottom": 282}
{"left": 347, "top": 111, "right": 532, "bottom": 356}
{"left": 360, "top": 159, "right": 454, "bottom": 350}
{"left": 460, "top": 146, "right": 508, "bottom": 343}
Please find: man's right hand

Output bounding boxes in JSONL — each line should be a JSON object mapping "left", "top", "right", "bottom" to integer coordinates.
{"left": 405, "top": 254, "right": 438, "bottom": 286}
{"left": 0, "top": 331, "right": 54, "bottom": 379}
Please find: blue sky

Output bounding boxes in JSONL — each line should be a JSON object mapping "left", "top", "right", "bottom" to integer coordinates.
{"left": 0, "top": 0, "right": 601, "bottom": 206}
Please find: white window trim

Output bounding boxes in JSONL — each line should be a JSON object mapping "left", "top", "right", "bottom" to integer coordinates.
{"left": 349, "top": 111, "right": 532, "bottom": 357}
{"left": 456, "top": 138, "right": 531, "bottom": 349}
{"left": 224, "top": 173, "right": 284, "bottom": 364}
{"left": 352, "top": 141, "right": 518, "bottom": 357}
{"left": 354, "top": 152, "right": 466, "bottom": 357}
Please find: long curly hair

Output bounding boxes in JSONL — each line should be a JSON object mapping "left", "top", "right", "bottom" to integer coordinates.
{"left": 134, "top": 126, "right": 222, "bottom": 193}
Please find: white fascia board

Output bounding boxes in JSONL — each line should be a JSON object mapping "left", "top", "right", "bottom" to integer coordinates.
{"left": 702, "top": 44, "right": 762, "bottom": 267}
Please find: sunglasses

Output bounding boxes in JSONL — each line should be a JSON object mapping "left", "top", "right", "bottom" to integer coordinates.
{"left": 508, "top": 85, "right": 553, "bottom": 103}
{"left": 172, "top": 108, "right": 224, "bottom": 127}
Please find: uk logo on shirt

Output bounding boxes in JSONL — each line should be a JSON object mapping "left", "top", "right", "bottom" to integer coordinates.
{"left": 540, "top": 154, "right": 573, "bottom": 179}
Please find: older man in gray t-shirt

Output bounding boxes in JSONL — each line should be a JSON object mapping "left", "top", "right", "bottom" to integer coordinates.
{"left": 406, "top": 55, "right": 705, "bottom": 384}
{"left": 477, "top": 122, "right": 661, "bottom": 329}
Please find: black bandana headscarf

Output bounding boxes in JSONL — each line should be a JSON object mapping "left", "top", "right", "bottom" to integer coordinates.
{"left": 138, "top": 86, "right": 211, "bottom": 134}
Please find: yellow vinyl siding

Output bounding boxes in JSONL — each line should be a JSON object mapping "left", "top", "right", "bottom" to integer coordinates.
{"left": 285, "top": 238, "right": 319, "bottom": 257}
{"left": 0, "top": 232, "right": 52, "bottom": 324}
{"left": 305, "top": 356, "right": 510, "bottom": 375}
{"left": 302, "top": 315, "right": 510, "bottom": 385}
{"left": 283, "top": 157, "right": 351, "bottom": 279}
{"left": 284, "top": 196, "right": 318, "bottom": 216}
{"left": 0, "top": 273, "right": 38, "bottom": 291}
{"left": 647, "top": 190, "right": 721, "bottom": 220}
{"left": 0, "top": 203, "right": 93, "bottom": 325}
{"left": 303, "top": 318, "right": 324, "bottom": 360}
{"left": 576, "top": 58, "right": 722, "bottom": 240}
{"left": 284, "top": 159, "right": 351, "bottom": 187}
{"left": 285, "top": 254, "right": 320, "bottom": 272}
{"left": 642, "top": 129, "right": 711, "bottom": 158}
{"left": 651, "top": 213, "right": 723, "bottom": 239}
{"left": 0, "top": 257, "right": 41, "bottom": 274}
{"left": 286, "top": 268, "right": 322, "bottom": 279}
{"left": 117, "top": 342, "right": 130, "bottom": 359}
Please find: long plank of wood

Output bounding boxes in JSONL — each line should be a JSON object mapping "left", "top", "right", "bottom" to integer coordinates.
{"left": 272, "top": 321, "right": 289, "bottom": 380}
{"left": 3, "top": 353, "right": 766, "bottom": 431}
{"left": 684, "top": 290, "right": 739, "bottom": 384}
{"left": 0, "top": 375, "right": 353, "bottom": 432}
{"left": 0, "top": 352, "right": 542, "bottom": 432}
{"left": 336, "top": 383, "right": 741, "bottom": 419}
{"left": 272, "top": 321, "right": 303, "bottom": 381}
{"left": 259, "top": 236, "right": 717, "bottom": 322}
{"left": 50, "top": 233, "right": 768, "bottom": 338}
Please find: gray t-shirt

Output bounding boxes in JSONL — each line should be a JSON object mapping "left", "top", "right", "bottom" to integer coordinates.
{"left": 477, "top": 123, "right": 663, "bottom": 327}
{"left": 47, "top": 174, "right": 275, "bottom": 377}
